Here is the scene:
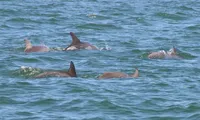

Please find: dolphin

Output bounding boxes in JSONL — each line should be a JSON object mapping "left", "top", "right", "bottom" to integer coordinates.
{"left": 98, "top": 68, "right": 139, "bottom": 79}
{"left": 35, "top": 61, "right": 77, "bottom": 78}
{"left": 24, "top": 39, "right": 49, "bottom": 53}
{"left": 64, "top": 32, "right": 98, "bottom": 50}
{"left": 148, "top": 47, "right": 181, "bottom": 59}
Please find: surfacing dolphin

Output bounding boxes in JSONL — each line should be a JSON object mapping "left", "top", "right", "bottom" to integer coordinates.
{"left": 35, "top": 61, "right": 77, "bottom": 78}
{"left": 148, "top": 47, "right": 181, "bottom": 59}
{"left": 64, "top": 32, "right": 98, "bottom": 50}
{"left": 98, "top": 68, "right": 139, "bottom": 79}
{"left": 24, "top": 39, "right": 49, "bottom": 53}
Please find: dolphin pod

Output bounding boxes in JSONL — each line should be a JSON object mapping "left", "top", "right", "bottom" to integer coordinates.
{"left": 22, "top": 32, "right": 185, "bottom": 79}
{"left": 98, "top": 68, "right": 139, "bottom": 79}
{"left": 35, "top": 61, "right": 77, "bottom": 78}
{"left": 24, "top": 39, "right": 49, "bottom": 53}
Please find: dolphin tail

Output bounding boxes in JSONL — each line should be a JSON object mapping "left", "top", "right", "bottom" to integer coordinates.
{"left": 67, "top": 61, "right": 77, "bottom": 77}
{"left": 131, "top": 68, "right": 139, "bottom": 78}
{"left": 24, "top": 39, "right": 32, "bottom": 51}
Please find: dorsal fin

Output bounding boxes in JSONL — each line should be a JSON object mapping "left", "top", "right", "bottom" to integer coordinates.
{"left": 172, "top": 46, "right": 177, "bottom": 54}
{"left": 131, "top": 68, "right": 139, "bottom": 78}
{"left": 67, "top": 61, "right": 77, "bottom": 77}
{"left": 24, "top": 39, "right": 32, "bottom": 50}
{"left": 168, "top": 46, "right": 177, "bottom": 55}
{"left": 70, "top": 32, "right": 81, "bottom": 45}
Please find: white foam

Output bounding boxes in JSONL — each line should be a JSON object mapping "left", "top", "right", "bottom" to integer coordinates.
{"left": 66, "top": 46, "right": 78, "bottom": 50}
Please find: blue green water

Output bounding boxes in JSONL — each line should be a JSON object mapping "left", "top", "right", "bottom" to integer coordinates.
{"left": 0, "top": 0, "right": 200, "bottom": 119}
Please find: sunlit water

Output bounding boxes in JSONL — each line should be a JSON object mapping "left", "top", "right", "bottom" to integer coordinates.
{"left": 0, "top": 0, "right": 200, "bottom": 119}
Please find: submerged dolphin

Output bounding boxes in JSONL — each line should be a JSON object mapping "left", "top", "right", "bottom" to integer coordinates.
{"left": 24, "top": 39, "right": 49, "bottom": 53}
{"left": 148, "top": 47, "right": 181, "bottom": 59}
{"left": 98, "top": 68, "right": 139, "bottom": 79}
{"left": 35, "top": 61, "right": 77, "bottom": 78}
{"left": 64, "top": 32, "right": 98, "bottom": 50}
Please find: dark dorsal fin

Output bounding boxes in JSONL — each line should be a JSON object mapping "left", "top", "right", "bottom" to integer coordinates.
{"left": 172, "top": 46, "right": 177, "bottom": 54}
{"left": 168, "top": 46, "right": 177, "bottom": 55}
{"left": 70, "top": 32, "right": 81, "bottom": 45}
{"left": 67, "top": 61, "right": 77, "bottom": 77}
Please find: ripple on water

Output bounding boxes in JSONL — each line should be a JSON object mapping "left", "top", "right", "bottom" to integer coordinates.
{"left": 0, "top": 97, "right": 21, "bottom": 105}
{"left": 186, "top": 24, "right": 200, "bottom": 30}
{"left": 76, "top": 23, "right": 122, "bottom": 30}
{"left": 154, "top": 12, "right": 187, "bottom": 21}
{"left": 179, "top": 5, "right": 195, "bottom": 11}
{"left": 15, "top": 111, "right": 34, "bottom": 116}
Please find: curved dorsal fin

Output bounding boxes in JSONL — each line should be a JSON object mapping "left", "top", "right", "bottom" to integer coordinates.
{"left": 70, "top": 32, "right": 81, "bottom": 45}
{"left": 24, "top": 39, "right": 32, "bottom": 50}
{"left": 131, "top": 68, "right": 139, "bottom": 78}
{"left": 168, "top": 46, "right": 177, "bottom": 55}
{"left": 172, "top": 46, "right": 177, "bottom": 54}
{"left": 67, "top": 61, "right": 77, "bottom": 77}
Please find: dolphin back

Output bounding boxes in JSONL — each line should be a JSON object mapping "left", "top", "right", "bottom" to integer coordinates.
{"left": 25, "top": 46, "right": 49, "bottom": 53}
{"left": 34, "top": 61, "right": 77, "bottom": 78}
{"left": 24, "top": 39, "right": 49, "bottom": 53}
{"left": 98, "top": 72, "right": 129, "bottom": 79}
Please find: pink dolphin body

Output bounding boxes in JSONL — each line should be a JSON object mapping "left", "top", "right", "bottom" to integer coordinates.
{"left": 148, "top": 47, "right": 181, "bottom": 59}
{"left": 98, "top": 68, "right": 139, "bottom": 79}
{"left": 24, "top": 39, "right": 49, "bottom": 53}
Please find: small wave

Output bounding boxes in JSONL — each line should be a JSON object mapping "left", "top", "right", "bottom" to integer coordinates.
{"left": 177, "top": 50, "right": 197, "bottom": 59}
{"left": 76, "top": 23, "right": 122, "bottom": 30}
{"left": 15, "top": 111, "right": 33, "bottom": 116}
{"left": 185, "top": 103, "right": 200, "bottom": 113}
{"left": 186, "top": 25, "right": 200, "bottom": 30}
{"left": 179, "top": 5, "right": 195, "bottom": 11}
{"left": 0, "top": 24, "right": 11, "bottom": 29}
{"left": 0, "top": 96, "right": 23, "bottom": 105}
{"left": 155, "top": 12, "right": 186, "bottom": 21}
{"left": 7, "top": 17, "right": 42, "bottom": 24}
{"left": 187, "top": 113, "right": 200, "bottom": 120}
{"left": 29, "top": 98, "right": 58, "bottom": 106}
{"left": 21, "top": 57, "right": 42, "bottom": 63}
{"left": 0, "top": 8, "right": 18, "bottom": 15}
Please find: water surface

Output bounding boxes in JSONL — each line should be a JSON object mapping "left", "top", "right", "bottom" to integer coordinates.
{"left": 0, "top": 0, "right": 200, "bottom": 119}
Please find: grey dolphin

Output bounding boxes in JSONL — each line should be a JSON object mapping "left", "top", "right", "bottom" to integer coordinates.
{"left": 148, "top": 47, "right": 181, "bottom": 59}
{"left": 35, "top": 61, "right": 77, "bottom": 78}
{"left": 24, "top": 39, "right": 49, "bottom": 53}
{"left": 64, "top": 32, "right": 98, "bottom": 50}
{"left": 98, "top": 68, "right": 139, "bottom": 79}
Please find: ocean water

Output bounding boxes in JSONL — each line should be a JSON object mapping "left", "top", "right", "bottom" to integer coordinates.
{"left": 0, "top": 0, "right": 200, "bottom": 119}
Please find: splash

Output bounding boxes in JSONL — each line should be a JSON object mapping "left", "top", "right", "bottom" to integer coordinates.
{"left": 87, "top": 13, "right": 97, "bottom": 18}
{"left": 18, "top": 66, "right": 42, "bottom": 78}
{"left": 99, "top": 43, "right": 112, "bottom": 51}
{"left": 50, "top": 47, "right": 65, "bottom": 51}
